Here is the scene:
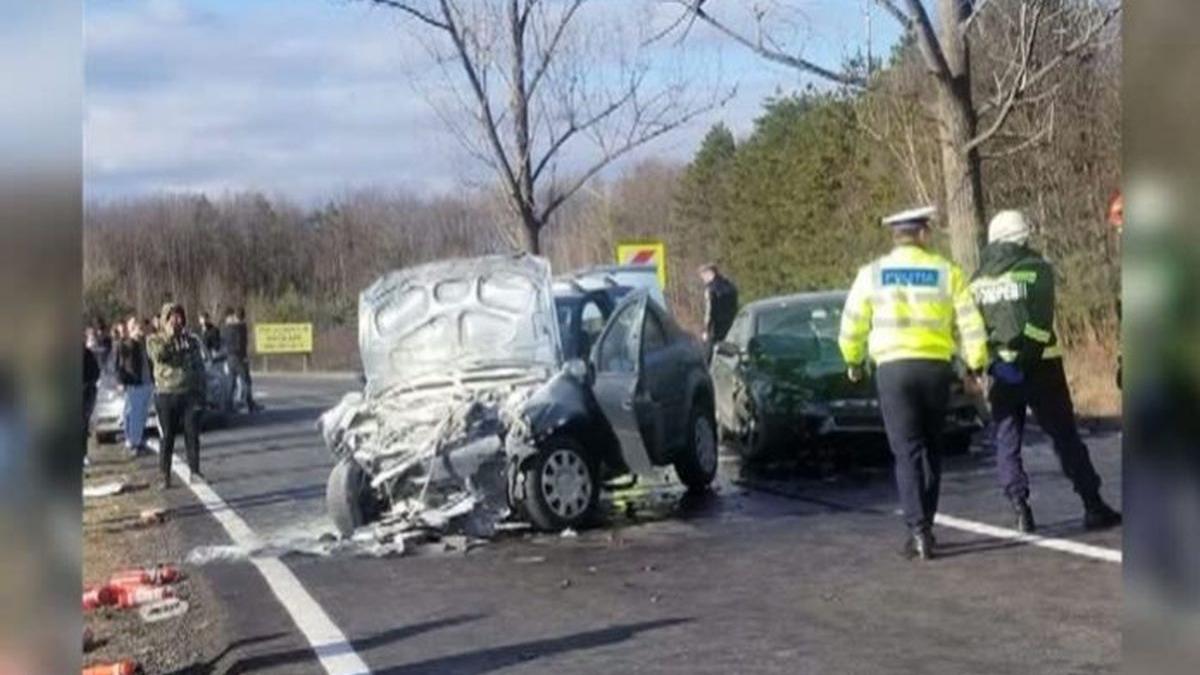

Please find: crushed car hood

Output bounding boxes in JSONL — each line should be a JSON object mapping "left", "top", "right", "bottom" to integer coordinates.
{"left": 320, "top": 254, "right": 565, "bottom": 545}
{"left": 359, "top": 255, "right": 562, "bottom": 396}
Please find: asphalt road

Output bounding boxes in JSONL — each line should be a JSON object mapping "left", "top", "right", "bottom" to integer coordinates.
{"left": 161, "top": 373, "right": 1122, "bottom": 675}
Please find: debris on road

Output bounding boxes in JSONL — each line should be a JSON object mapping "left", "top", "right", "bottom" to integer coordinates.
{"left": 560, "top": 527, "right": 579, "bottom": 539}
{"left": 84, "top": 481, "right": 127, "bottom": 499}
{"left": 109, "top": 565, "right": 181, "bottom": 588}
{"left": 514, "top": 555, "right": 546, "bottom": 564}
{"left": 138, "top": 509, "right": 167, "bottom": 526}
{"left": 82, "top": 661, "right": 141, "bottom": 675}
{"left": 138, "top": 597, "right": 190, "bottom": 624}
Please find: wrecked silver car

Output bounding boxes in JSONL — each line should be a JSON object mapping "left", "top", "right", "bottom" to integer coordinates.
{"left": 319, "top": 255, "right": 718, "bottom": 539}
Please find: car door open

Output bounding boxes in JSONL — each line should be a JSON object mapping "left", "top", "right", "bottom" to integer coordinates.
{"left": 588, "top": 292, "right": 660, "bottom": 475}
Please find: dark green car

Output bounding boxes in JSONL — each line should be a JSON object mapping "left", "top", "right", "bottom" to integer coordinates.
{"left": 710, "top": 291, "right": 982, "bottom": 461}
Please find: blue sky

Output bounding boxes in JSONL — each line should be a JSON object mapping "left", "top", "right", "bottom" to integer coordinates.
{"left": 85, "top": 0, "right": 900, "bottom": 203}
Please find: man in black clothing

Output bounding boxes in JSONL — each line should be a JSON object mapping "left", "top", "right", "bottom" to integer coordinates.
{"left": 698, "top": 264, "right": 739, "bottom": 357}
{"left": 83, "top": 340, "right": 100, "bottom": 467}
{"left": 198, "top": 311, "right": 222, "bottom": 354}
{"left": 221, "top": 307, "right": 260, "bottom": 412}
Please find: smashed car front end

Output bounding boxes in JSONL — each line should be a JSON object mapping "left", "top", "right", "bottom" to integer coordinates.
{"left": 318, "top": 255, "right": 565, "bottom": 538}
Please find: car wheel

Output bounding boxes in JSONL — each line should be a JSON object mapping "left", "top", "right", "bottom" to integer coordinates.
{"left": 943, "top": 431, "right": 974, "bottom": 457}
{"left": 520, "top": 436, "right": 599, "bottom": 532}
{"left": 675, "top": 405, "right": 718, "bottom": 492}
{"left": 739, "top": 408, "right": 774, "bottom": 463}
{"left": 326, "top": 457, "right": 376, "bottom": 538}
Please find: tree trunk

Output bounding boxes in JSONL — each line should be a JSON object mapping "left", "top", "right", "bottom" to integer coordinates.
{"left": 936, "top": 84, "right": 986, "bottom": 272}
{"left": 522, "top": 214, "right": 541, "bottom": 254}
{"left": 935, "top": 0, "right": 986, "bottom": 272}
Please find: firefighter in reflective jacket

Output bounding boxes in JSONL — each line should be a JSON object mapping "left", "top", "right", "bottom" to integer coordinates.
{"left": 839, "top": 206, "right": 989, "bottom": 560}
{"left": 970, "top": 210, "right": 1121, "bottom": 533}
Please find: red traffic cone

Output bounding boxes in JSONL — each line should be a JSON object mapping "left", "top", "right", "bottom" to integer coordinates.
{"left": 82, "top": 661, "right": 140, "bottom": 675}
{"left": 82, "top": 585, "right": 118, "bottom": 611}
{"left": 109, "top": 564, "right": 181, "bottom": 589}
{"left": 115, "top": 584, "right": 175, "bottom": 609}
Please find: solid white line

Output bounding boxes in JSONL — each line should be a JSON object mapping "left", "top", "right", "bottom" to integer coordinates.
{"left": 152, "top": 441, "right": 372, "bottom": 674}
{"left": 933, "top": 512, "right": 1122, "bottom": 564}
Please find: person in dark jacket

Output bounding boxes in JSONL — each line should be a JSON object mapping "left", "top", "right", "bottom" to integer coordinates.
{"left": 698, "top": 264, "right": 738, "bottom": 357}
{"left": 220, "top": 306, "right": 260, "bottom": 412}
{"left": 83, "top": 338, "right": 100, "bottom": 467}
{"left": 198, "top": 311, "right": 223, "bottom": 354}
{"left": 117, "top": 315, "right": 154, "bottom": 455}
{"left": 970, "top": 210, "right": 1121, "bottom": 533}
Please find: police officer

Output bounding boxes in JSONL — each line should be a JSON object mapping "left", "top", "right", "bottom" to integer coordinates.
{"left": 970, "top": 211, "right": 1121, "bottom": 533}
{"left": 839, "top": 207, "right": 989, "bottom": 560}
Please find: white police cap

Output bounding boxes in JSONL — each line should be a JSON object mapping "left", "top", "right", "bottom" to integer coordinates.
{"left": 881, "top": 206, "right": 936, "bottom": 228}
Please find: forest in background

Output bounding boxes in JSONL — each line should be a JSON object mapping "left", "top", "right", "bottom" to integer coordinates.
{"left": 84, "top": 26, "right": 1121, "bottom": 411}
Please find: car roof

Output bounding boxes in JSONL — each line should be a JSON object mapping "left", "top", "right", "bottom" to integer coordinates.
{"left": 742, "top": 290, "right": 849, "bottom": 315}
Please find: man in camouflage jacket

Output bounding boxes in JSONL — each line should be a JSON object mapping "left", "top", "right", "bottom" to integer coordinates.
{"left": 146, "top": 303, "right": 206, "bottom": 487}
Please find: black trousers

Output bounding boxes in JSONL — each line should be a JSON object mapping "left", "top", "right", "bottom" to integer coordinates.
{"left": 989, "top": 357, "right": 1101, "bottom": 504}
{"left": 156, "top": 391, "right": 201, "bottom": 477}
{"left": 229, "top": 357, "right": 256, "bottom": 407}
{"left": 876, "top": 359, "right": 953, "bottom": 532}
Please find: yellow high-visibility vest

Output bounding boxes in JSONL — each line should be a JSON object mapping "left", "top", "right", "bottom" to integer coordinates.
{"left": 839, "top": 245, "right": 989, "bottom": 369}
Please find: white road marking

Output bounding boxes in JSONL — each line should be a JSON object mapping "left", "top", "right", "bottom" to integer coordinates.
{"left": 148, "top": 439, "right": 371, "bottom": 674}
{"left": 933, "top": 512, "right": 1122, "bottom": 564}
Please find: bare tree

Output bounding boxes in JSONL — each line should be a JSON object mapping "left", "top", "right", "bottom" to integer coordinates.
{"left": 669, "top": 0, "right": 1119, "bottom": 269}
{"left": 366, "top": 0, "right": 726, "bottom": 253}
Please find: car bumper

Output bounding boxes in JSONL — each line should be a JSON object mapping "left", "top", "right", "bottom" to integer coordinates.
{"left": 764, "top": 399, "right": 981, "bottom": 439}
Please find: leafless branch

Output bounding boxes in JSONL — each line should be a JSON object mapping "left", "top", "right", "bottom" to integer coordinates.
{"left": 970, "top": 3, "right": 1119, "bottom": 150}
{"left": 961, "top": 0, "right": 994, "bottom": 34}
{"left": 871, "top": 0, "right": 913, "bottom": 31}
{"left": 527, "top": 0, "right": 584, "bottom": 96}
{"left": 539, "top": 88, "right": 732, "bottom": 223}
{"left": 901, "top": 0, "right": 952, "bottom": 81}
{"left": 668, "top": 0, "right": 865, "bottom": 87}
{"left": 367, "top": 0, "right": 450, "bottom": 29}
{"left": 980, "top": 103, "right": 1054, "bottom": 161}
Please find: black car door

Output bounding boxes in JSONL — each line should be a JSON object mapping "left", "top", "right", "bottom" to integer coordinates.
{"left": 589, "top": 292, "right": 662, "bottom": 474}
{"left": 640, "top": 304, "right": 688, "bottom": 451}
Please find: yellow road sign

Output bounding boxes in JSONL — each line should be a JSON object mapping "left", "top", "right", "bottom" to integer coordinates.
{"left": 254, "top": 323, "right": 313, "bottom": 354}
{"left": 616, "top": 240, "right": 667, "bottom": 288}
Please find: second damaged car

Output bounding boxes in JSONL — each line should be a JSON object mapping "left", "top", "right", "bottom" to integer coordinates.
{"left": 319, "top": 255, "right": 717, "bottom": 539}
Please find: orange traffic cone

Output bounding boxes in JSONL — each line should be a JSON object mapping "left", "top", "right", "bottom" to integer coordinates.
{"left": 109, "top": 564, "right": 181, "bottom": 588}
{"left": 82, "top": 585, "right": 119, "bottom": 611}
{"left": 114, "top": 584, "right": 175, "bottom": 609}
{"left": 82, "top": 661, "right": 139, "bottom": 675}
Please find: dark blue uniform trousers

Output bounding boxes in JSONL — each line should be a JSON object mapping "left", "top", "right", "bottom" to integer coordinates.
{"left": 876, "top": 359, "right": 953, "bottom": 532}
{"left": 988, "top": 357, "right": 1102, "bottom": 504}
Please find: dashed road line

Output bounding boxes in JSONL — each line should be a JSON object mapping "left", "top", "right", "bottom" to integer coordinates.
{"left": 150, "top": 440, "right": 371, "bottom": 674}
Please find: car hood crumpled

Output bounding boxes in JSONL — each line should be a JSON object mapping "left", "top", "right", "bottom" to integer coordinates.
{"left": 319, "top": 254, "right": 563, "bottom": 546}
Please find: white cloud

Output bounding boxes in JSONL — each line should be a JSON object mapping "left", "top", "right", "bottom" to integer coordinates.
{"left": 85, "top": 0, "right": 893, "bottom": 202}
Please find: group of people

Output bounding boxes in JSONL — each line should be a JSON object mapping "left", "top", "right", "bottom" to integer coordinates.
{"left": 837, "top": 207, "right": 1121, "bottom": 560}
{"left": 697, "top": 206, "right": 1121, "bottom": 562}
{"left": 83, "top": 304, "right": 259, "bottom": 489}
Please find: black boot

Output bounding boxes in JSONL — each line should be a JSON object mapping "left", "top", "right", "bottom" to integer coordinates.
{"left": 1083, "top": 496, "right": 1122, "bottom": 530}
{"left": 1012, "top": 498, "right": 1036, "bottom": 534}
{"left": 901, "top": 529, "right": 936, "bottom": 560}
